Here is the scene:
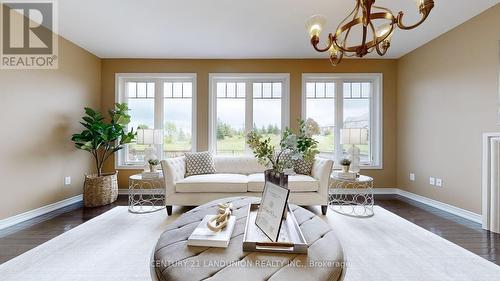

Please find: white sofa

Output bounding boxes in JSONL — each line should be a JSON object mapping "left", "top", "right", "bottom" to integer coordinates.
{"left": 161, "top": 155, "right": 333, "bottom": 215}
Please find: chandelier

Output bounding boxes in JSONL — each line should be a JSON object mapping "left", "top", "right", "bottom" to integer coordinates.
{"left": 306, "top": 0, "right": 434, "bottom": 66}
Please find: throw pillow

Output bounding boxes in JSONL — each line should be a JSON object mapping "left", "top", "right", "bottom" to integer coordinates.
{"left": 185, "top": 151, "right": 216, "bottom": 177}
{"left": 293, "top": 158, "right": 314, "bottom": 175}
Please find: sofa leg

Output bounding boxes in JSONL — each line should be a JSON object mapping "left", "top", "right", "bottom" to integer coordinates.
{"left": 321, "top": 205, "right": 328, "bottom": 215}
{"left": 166, "top": 206, "right": 172, "bottom": 216}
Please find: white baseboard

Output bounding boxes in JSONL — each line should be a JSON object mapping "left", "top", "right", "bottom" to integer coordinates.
{"left": 0, "top": 194, "right": 83, "bottom": 231}
{"left": 371, "top": 188, "right": 481, "bottom": 223}
{"left": 395, "top": 189, "right": 482, "bottom": 224}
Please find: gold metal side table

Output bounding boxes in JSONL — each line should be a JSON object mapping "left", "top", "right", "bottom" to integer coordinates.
{"left": 329, "top": 175, "right": 374, "bottom": 217}
{"left": 128, "top": 173, "right": 165, "bottom": 214}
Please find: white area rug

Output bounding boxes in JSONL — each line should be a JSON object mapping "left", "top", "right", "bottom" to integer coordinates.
{"left": 0, "top": 206, "right": 499, "bottom": 281}
{"left": 0, "top": 207, "right": 176, "bottom": 281}
{"left": 324, "top": 207, "right": 500, "bottom": 281}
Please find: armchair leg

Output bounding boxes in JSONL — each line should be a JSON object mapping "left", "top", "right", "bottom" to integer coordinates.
{"left": 166, "top": 205, "right": 172, "bottom": 216}
{"left": 321, "top": 205, "right": 328, "bottom": 215}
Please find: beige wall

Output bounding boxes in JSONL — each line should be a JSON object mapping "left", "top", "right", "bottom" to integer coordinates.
{"left": 0, "top": 37, "right": 101, "bottom": 219}
{"left": 397, "top": 4, "right": 500, "bottom": 214}
{"left": 100, "top": 59, "right": 398, "bottom": 188}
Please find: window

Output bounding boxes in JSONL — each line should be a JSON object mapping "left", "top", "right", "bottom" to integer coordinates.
{"left": 302, "top": 74, "right": 382, "bottom": 168}
{"left": 209, "top": 74, "right": 290, "bottom": 155}
{"left": 115, "top": 73, "right": 196, "bottom": 168}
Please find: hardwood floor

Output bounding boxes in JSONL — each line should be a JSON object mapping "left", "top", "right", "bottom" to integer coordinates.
{"left": 0, "top": 195, "right": 499, "bottom": 266}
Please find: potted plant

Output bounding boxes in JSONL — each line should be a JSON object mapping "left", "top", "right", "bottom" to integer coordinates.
{"left": 340, "top": 158, "right": 351, "bottom": 173}
{"left": 148, "top": 159, "right": 160, "bottom": 172}
{"left": 246, "top": 119, "right": 320, "bottom": 188}
{"left": 71, "top": 103, "right": 136, "bottom": 207}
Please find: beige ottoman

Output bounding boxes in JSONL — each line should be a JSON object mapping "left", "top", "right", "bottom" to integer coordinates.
{"left": 153, "top": 197, "right": 344, "bottom": 281}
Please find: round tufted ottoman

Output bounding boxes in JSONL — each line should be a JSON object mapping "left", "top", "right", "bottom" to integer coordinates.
{"left": 153, "top": 197, "right": 344, "bottom": 281}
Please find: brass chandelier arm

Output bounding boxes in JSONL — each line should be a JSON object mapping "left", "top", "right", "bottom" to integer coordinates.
{"left": 311, "top": 34, "right": 334, "bottom": 53}
{"left": 397, "top": 0, "right": 435, "bottom": 30}
{"left": 333, "top": 12, "right": 396, "bottom": 54}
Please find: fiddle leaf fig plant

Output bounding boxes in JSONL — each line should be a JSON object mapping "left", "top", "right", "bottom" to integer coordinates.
{"left": 71, "top": 103, "right": 136, "bottom": 177}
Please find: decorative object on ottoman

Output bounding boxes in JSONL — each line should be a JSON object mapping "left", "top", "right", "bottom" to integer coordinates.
{"left": 207, "top": 203, "right": 233, "bottom": 232}
{"left": 340, "top": 128, "right": 368, "bottom": 173}
{"left": 148, "top": 159, "right": 160, "bottom": 172}
{"left": 244, "top": 203, "right": 308, "bottom": 254}
{"left": 71, "top": 103, "right": 136, "bottom": 207}
{"left": 340, "top": 158, "right": 351, "bottom": 173}
{"left": 255, "top": 181, "right": 290, "bottom": 242}
{"left": 187, "top": 203, "right": 236, "bottom": 248}
{"left": 153, "top": 197, "right": 344, "bottom": 281}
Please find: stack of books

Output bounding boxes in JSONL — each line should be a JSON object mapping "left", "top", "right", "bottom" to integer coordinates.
{"left": 332, "top": 171, "right": 357, "bottom": 180}
{"left": 141, "top": 171, "right": 162, "bottom": 179}
{"left": 187, "top": 215, "right": 236, "bottom": 248}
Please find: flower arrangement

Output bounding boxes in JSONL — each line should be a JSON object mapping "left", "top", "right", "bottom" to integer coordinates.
{"left": 148, "top": 159, "right": 160, "bottom": 172}
{"left": 246, "top": 119, "right": 320, "bottom": 173}
{"left": 340, "top": 158, "right": 351, "bottom": 172}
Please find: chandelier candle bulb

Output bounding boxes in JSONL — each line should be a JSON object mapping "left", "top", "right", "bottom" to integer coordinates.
{"left": 306, "top": 15, "right": 326, "bottom": 38}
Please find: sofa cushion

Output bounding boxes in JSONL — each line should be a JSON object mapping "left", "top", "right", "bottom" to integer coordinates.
{"left": 213, "top": 156, "right": 269, "bottom": 175}
{"left": 185, "top": 151, "right": 216, "bottom": 177}
{"left": 176, "top": 174, "right": 248, "bottom": 193}
{"left": 247, "top": 173, "right": 319, "bottom": 192}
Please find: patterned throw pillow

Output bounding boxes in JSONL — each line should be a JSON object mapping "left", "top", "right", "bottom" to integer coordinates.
{"left": 185, "top": 151, "right": 216, "bottom": 177}
{"left": 278, "top": 150, "right": 314, "bottom": 175}
{"left": 293, "top": 158, "right": 314, "bottom": 175}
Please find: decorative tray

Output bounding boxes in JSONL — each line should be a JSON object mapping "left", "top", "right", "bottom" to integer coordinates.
{"left": 242, "top": 203, "right": 308, "bottom": 254}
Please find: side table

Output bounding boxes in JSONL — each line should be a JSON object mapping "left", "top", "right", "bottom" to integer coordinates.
{"left": 329, "top": 174, "right": 374, "bottom": 217}
{"left": 129, "top": 173, "right": 165, "bottom": 214}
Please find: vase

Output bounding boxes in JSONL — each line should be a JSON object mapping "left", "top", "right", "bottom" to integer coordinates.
{"left": 149, "top": 164, "right": 157, "bottom": 173}
{"left": 264, "top": 169, "right": 288, "bottom": 189}
{"left": 83, "top": 171, "right": 118, "bottom": 207}
{"left": 341, "top": 165, "right": 350, "bottom": 173}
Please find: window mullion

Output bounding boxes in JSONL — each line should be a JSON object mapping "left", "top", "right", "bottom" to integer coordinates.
{"left": 334, "top": 80, "right": 343, "bottom": 164}
{"left": 155, "top": 79, "right": 164, "bottom": 160}
{"left": 245, "top": 81, "right": 253, "bottom": 153}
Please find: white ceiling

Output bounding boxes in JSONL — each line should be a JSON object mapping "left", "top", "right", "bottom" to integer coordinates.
{"left": 56, "top": 0, "right": 499, "bottom": 59}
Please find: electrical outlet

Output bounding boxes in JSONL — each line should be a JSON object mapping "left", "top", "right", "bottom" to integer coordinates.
{"left": 429, "top": 177, "right": 435, "bottom": 186}
{"left": 64, "top": 176, "right": 71, "bottom": 185}
{"left": 436, "top": 178, "right": 443, "bottom": 187}
{"left": 409, "top": 173, "right": 416, "bottom": 181}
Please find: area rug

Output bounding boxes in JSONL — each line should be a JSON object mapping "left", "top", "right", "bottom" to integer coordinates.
{"left": 324, "top": 206, "right": 500, "bottom": 281}
{"left": 0, "top": 207, "right": 176, "bottom": 281}
{"left": 0, "top": 206, "right": 499, "bottom": 281}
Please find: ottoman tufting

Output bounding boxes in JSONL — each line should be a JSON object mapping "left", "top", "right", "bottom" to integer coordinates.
{"left": 152, "top": 197, "right": 344, "bottom": 281}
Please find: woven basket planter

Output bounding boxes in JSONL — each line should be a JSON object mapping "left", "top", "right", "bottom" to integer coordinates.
{"left": 83, "top": 171, "right": 118, "bottom": 207}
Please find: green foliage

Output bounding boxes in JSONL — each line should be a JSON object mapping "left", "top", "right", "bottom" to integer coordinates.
{"left": 340, "top": 158, "right": 351, "bottom": 166}
{"left": 216, "top": 119, "right": 243, "bottom": 140}
{"left": 71, "top": 103, "right": 136, "bottom": 176}
{"left": 246, "top": 119, "right": 321, "bottom": 172}
{"left": 148, "top": 159, "right": 160, "bottom": 166}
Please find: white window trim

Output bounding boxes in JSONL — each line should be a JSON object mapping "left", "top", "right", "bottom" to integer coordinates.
{"left": 301, "top": 73, "right": 383, "bottom": 170}
{"left": 208, "top": 73, "right": 290, "bottom": 154}
{"left": 115, "top": 73, "right": 197, "bottom": 169}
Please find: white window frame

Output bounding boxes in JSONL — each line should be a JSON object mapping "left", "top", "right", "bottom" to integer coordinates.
{"left": 115, "top": 73, "right": 197, "bottom": 169}
{"left": 208, "top": 73, "right": 290, "bottom": 154}
{"left": 301, "top": 73, "right": 383, "bottom": 169}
